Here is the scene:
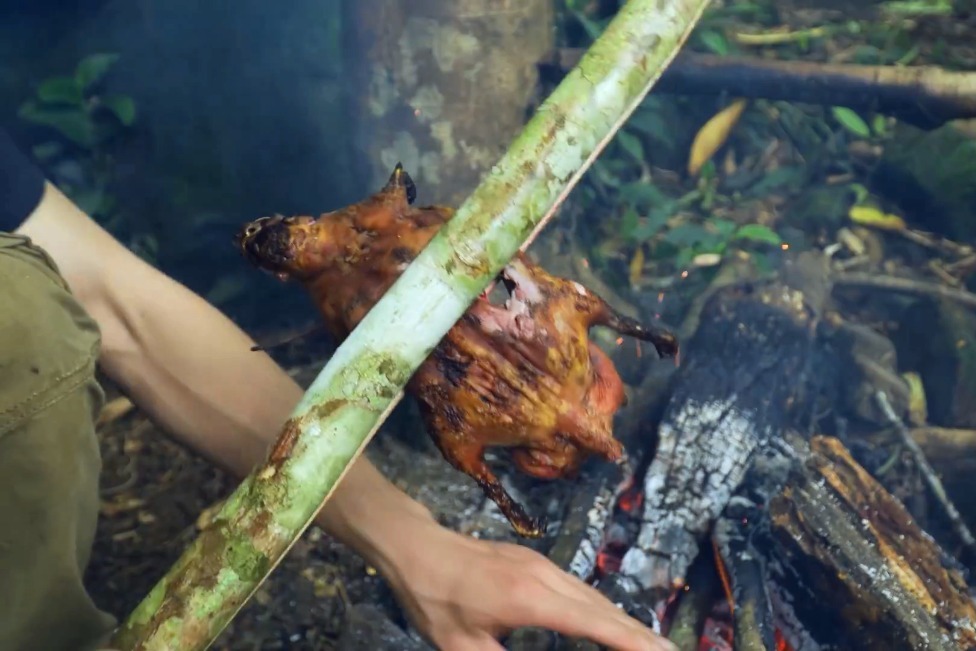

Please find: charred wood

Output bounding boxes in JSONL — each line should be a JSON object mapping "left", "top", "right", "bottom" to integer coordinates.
{"left": 620, "top": 252, "right": 840, "bottom": 593}
{"left": 767, "top": 436, "right": 976, "bottom": 650}
{"left": 714, "top": 508, "right": 777, "bottom": 651}
{"left": 665, "top": 549, "right": 723, "bottom": 651}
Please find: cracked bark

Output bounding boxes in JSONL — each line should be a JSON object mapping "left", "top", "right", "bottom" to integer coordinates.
{"left": 343, "top": 0, "right": 554, "bottom": 206}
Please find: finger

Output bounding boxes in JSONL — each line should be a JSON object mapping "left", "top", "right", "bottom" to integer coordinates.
{"left": 510, "top": 583, "right": 674, "bottom": 651}
{"left": 537, "top": 565, "right": 649, "bottom": 629}
{"left": 502, "top": 548, "right": 657, "bottom": 640}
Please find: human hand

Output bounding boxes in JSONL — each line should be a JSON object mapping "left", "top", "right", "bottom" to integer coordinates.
{"left": 380, "top": 518, "right": 676, "bottom": 651}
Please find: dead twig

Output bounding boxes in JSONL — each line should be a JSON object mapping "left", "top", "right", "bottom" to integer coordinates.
{"left": 945, "top": 254, "right": 976, "bottom": 278}
{"left": 896, "top": 228, "right": 974, "bottom": 259}
{"left": 834, "top": 272, "right": 976, "bottom": 310}
{"left": 875, "top": 391, "right": 976, "bottom": 563}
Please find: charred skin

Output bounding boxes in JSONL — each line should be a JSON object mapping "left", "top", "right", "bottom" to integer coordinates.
{"left": 236, "top": 164, "right": 679, "bottom": 538}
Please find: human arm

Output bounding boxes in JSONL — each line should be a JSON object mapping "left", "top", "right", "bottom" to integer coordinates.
{"left": 16, "top": 180, "right": 672, "bottom": 651}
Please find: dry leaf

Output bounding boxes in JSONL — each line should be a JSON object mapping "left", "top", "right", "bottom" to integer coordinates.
{"left": 901, "top": 372, "right": 928, "bottom": 426}
{"left": 692, "top": 253, "right": 722, "bottom": 268}
{"left": 849, "top": 205, "right": 906, "bottom": 231}
{"left": 96, "top": 395, "right": 135, "bottom": 428}
{"left": 688, "top": 98, "right": 748, "bottom": 177}
{"left": 837, "top": 227, "right": 866, "bottom": 256}
{"left": 628, "top": 245, "right": 645, "bottom": 287}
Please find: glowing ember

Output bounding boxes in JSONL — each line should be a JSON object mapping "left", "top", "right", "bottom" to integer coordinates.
{"left": 698, "top": 618, "right": 733, "bottom": 651}
{"left": 596, "top": 548, "right": 622, "bottom": 575}
{"left": 618, "top": 482, "right": 644, "bottom": 513}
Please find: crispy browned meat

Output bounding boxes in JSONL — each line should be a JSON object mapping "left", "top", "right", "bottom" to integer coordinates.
{"left": 236, "top": 165, "right": 678, "bottom": 537}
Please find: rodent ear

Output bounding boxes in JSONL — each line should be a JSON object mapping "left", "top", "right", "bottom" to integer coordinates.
{"left": 383, "top": 162, "right": 417, "bottom": 205}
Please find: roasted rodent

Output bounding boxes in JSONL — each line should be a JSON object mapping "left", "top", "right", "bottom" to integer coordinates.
{"left": 236, "top": 165, "right": 678, "bottom": 537}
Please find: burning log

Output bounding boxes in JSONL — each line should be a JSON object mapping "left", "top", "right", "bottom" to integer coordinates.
{"left": 746, "top": 435, "right": 976, "bottom": 650}
{"left": 619, "top": 252, "right": 838, "bottom": 594}
{"left": 505, "top": 248, "right": 976, "bottom": 650}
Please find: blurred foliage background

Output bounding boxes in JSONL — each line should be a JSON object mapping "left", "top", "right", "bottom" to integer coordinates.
{"left": 2, "top": 0, "right": 973, "bottom": 335}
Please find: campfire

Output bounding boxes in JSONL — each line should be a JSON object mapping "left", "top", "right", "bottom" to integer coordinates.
{"left": 501, "top": 243, "right": 976, "bottom": 651}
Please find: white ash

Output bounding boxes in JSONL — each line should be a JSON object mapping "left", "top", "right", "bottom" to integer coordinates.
{"left": 566, "top": 480, "right": 618, "bottom": 580}
{"left": 620, "top": 396, "right": 771, "bottom": 591}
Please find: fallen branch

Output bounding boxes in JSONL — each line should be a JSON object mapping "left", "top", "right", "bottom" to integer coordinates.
{"left": 108, "top": 1, "right": 712, "bottom": 648}
{"left": 542, "top": 51, "right": 976, "bottom": 129}
{"left": 834, "top": 271, "right": 976, "bottom": 310}
{"left": 875, "top": 391, "right": 976, "bottom": 565}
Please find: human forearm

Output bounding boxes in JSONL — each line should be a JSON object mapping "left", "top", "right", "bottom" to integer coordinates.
{"left": 18, "top": 182, "right": 673, "bottom": 651}
{"left": 16, "top": 183, "right": 431, "bottom": 570}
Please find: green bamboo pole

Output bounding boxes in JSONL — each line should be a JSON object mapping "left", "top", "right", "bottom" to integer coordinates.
{"left": 111, "top": 1, "right": 711, "bottom": 648}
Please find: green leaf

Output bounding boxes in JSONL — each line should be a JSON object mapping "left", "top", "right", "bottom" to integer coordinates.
{"left": 100, "top": 94, "right": 137, "bottom": 126}
{"left": 75, "top": 53, "right": 120, "bottom": 89}
{"left": 710, "top": 218, "right": 738, "bottom": 238}
{"left": 733, "top": 223, "right": 782, "bottom": 245}
{"left": 37, "top": 76, "right": 84, "bottom": 106}
{"left": 699, "top": 159, "right": 716, "bottom": 181}
{"left": 590, "top": 159, "right": 623, "bottom": 189}
{"left": 871, "top": 114, "right": 887, "bottom": 136}
{"left": 830, "top": 106, "right": 871, "bottom": 139}
{"left": 848, "top": 183, "right": 870, "bottom": 204}
{"left": 631, "top": 205, "right": 673, "bottom": 241}
{"left": 745, "top": 165, "right": 806, "bottom": 197}
{"left": 698, "top": 29, "right": 729, "bottom": 55}
{"left": 627, "top": 106, "right": 670, "bottom": 142}
{"left": 674, "top": 247, "right": 695, "bottom": 269}
{"left": 663, "top": 222, "right": 710, "bottom": 247}
{"left": 620, "top": 207, "right": 640, "bottom": 239}
{"left": 615, "top": 129, "right": 644, "bottom": 163}
{"left": 18, "top": 102, "right": 96, "bottom": 148}
{"left": 618, "top": 181, "right": 669, "bottom": 210}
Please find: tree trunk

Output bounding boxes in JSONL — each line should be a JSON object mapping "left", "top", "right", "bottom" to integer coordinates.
{"left": 343, "top": 0, "right": 554, "bottom": 206}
